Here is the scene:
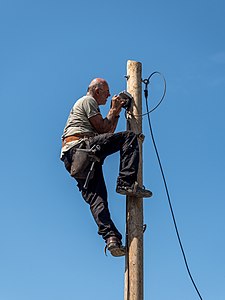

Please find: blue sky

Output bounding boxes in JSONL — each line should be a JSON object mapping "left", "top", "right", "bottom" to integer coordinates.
{"left": 0, "top": 0, "right": 225, "bottom": 299}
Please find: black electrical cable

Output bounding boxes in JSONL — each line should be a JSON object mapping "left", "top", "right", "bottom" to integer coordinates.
{"left": 143, "top": 74, "right": 204, "bottom": 300}
{"left": 143, "top": 71, "right": 167, "bottom": 114}
{"left": 125, "top": 72, "right": 166, "bottom": 119}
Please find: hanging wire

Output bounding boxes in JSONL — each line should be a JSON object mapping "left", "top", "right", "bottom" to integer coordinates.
{"left": 142, "top": 73, "right": 204, "bottom": 300}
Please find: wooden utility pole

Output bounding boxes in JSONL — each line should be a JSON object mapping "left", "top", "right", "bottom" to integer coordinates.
{"left": 124, "top": 60, "right": 144, "bottom": 300}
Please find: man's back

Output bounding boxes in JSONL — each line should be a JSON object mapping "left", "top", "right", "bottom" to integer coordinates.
{"left": 62, "top": 95, "right": 100, "bottom": 139}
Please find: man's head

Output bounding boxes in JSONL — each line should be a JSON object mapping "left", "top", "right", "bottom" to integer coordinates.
{"left": 87, "top": 78, "right": 110, "bottom": 105}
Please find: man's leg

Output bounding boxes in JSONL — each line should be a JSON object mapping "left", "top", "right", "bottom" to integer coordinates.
{"left": 89, "top": 131, "right": 152, "bottom": 197}
{"left": 76, "top": 163, "right": 122, "bottom": 242}
{"left": 63, "top": 145, "right": 125, "bottom": 256}
{"left": 89, "top": 131, "right": 139, "bottom": 185}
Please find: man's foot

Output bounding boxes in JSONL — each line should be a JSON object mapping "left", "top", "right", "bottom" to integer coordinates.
{"left": 106, "top": 237, "right": 126, "bottom": 257}
{"left": 116, "top": 181, "right": 153, "bottom": 198}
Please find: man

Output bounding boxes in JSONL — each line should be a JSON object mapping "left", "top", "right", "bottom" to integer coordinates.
{"left": 61, "top": 78, "right": 152, "bottom": 257}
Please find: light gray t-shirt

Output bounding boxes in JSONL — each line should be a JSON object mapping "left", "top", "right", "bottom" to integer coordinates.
{"left": 60, "top": 95, "right": 100, "bottom": 159}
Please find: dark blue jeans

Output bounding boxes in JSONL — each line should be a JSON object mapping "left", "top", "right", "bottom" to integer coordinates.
{"left": 62, "top": 131, "right": 139, "bottom": 242}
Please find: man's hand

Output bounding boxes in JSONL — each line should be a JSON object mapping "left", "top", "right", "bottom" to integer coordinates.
{"left": 110, "top": 95, "right": 125, "bottom": 116}
{"left": 89, "top": 95, "right": 125, "bottom": 134}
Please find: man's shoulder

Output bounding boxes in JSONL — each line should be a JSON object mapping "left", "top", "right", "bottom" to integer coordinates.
{"left": 73, "top": 95, "right": 97, "bottom": 110}
{"left": 73, "top": 95, "right": 100, "bottom": 118}
{"left": 79, "top": 95, "right": 99, "bottom": 110}
{"left": 76, "top": 95, "right": 97, "bottom": 105}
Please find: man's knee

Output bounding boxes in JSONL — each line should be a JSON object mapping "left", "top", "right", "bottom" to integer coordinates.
{"left": 122, "top": 131, "right": 139, "bottom": 150}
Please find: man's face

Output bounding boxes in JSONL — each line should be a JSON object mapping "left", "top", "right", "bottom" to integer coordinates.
{"left": 97, "top": 83, "right": 110, "bottom": 105}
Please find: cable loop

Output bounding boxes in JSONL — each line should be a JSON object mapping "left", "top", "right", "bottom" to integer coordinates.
{"left": 126, "top": 72, "right": 166, "bottom": 119}
{"left": 142, "top": 71, "right": 167, "bottom": 114}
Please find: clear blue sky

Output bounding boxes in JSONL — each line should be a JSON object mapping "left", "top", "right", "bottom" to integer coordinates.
{"left": 0, "top": 0, "right": 225, "bottom": 299}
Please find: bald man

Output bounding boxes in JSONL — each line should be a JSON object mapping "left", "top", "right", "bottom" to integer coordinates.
{"left": 61, "top": 78, "right": 152, "bottom": 257}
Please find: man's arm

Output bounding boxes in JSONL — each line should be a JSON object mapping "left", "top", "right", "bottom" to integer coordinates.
{"left": 89, "top": 96, "right": 124, "bottom": 134}
{"left": 89, "top": 109, "right": 119, "bottom": 133}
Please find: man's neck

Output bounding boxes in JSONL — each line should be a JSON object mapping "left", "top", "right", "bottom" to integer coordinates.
{"left": 87, "top": 92, "right": 99, "bottom": 104}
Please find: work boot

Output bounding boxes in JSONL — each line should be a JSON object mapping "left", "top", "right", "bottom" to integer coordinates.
{"left": 116, "top": 181, "right": 153, "bottom": 198}
{"left": 106, "top": 237, "right": 126, "bottom": 257}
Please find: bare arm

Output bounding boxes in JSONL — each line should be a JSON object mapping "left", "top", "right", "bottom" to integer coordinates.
{"left": 89, "top": 95, "right": 124, "bottom": 134}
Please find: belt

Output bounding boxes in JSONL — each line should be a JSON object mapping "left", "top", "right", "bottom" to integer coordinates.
{"left": 62, "top": 133, "right": 95, "bottom": 147}
{"left": 62, "top": 136, "right": 80, "bottom": 146}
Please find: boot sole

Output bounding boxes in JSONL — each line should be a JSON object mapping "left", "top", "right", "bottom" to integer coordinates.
{"left": 108, "top": 244, "right": 126, "bottom": 257}
{"left": 116, "top": 189, "right": 153, "bottom": 198}
{"left": 110, "top": 247, "right": 126, "bottom": 257}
